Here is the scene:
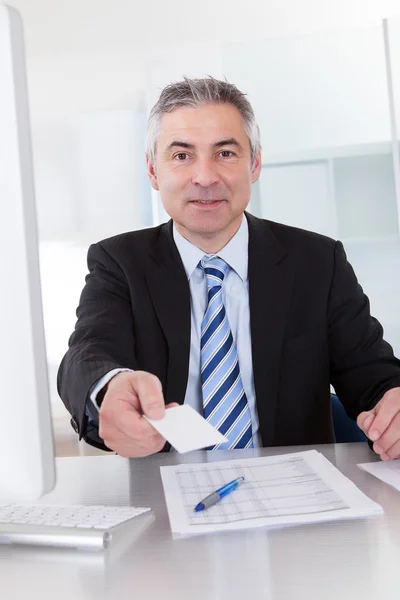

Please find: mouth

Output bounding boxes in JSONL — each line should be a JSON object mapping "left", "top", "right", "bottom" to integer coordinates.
{"left": 189, "top": 199, "right": 226, "bottom": 206}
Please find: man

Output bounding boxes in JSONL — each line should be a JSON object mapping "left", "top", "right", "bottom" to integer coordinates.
{"left": 58, "top": 76, "right": 400, "bottom": 459}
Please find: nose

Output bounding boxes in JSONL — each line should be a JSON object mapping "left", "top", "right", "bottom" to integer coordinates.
{"left": 191, "top": 157, "right": 220, "bottom": 188}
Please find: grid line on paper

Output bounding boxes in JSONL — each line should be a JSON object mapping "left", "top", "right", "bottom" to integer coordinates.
{"left": 174, "top": 457, "right": 350, "bottom": 526}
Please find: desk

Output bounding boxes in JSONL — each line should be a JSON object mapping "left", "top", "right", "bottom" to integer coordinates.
{"left": 1, "top": 443, "right": 399, "bottom": 600}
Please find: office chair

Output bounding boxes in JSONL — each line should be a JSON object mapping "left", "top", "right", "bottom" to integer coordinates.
{"left": 331, "top": 394, "right": 367, "bottom": 442}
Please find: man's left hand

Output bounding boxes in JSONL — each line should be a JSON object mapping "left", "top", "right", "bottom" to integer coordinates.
{"left": 357, "top": 387, "right": 400, "bottom": 460}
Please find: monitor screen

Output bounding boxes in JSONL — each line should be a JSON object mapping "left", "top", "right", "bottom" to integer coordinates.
{"left": 0, "top": 4, "right": 55, "bottom": 502}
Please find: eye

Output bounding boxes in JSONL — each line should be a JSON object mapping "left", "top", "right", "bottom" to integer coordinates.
{"left": 174, "top": 153, "right": 189, "bottom": 161}
{"left": 219, "top": 150, "right": 235, "bottom": 158}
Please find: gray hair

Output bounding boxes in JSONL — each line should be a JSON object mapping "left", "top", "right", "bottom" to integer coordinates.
{"left": 146, "top": 76, "right": 261, "bottom": 165}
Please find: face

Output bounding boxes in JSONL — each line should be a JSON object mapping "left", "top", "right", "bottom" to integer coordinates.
{"left": 146, "top": 103, "right": 262, "bottom": 251}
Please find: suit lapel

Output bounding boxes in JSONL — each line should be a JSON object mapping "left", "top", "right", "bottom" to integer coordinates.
{"left": 246, "top": 213, "right": 294, "bottom": 446}
{"left": 145, "top": 221, "right": 191, "bottom": 406}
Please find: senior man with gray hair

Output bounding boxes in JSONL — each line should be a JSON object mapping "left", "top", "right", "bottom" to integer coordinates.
{"left": 58, "top": 76, "right": 400, "bottom": 459}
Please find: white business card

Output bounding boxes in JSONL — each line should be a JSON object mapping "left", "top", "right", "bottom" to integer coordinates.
{"left": 144, "top": 405, "right": 227, "bottom": 453}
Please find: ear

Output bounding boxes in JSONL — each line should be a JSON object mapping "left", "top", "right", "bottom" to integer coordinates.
{"left": 251, "top": 151, "right": 262, "bottom": 183}
{"left": 146, "top": 155, "right": 159, "bottom": 191}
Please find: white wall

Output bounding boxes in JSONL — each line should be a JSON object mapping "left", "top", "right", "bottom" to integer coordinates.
{"left": 31, "top": 115, "right": 79, "bottom": 237}
{"left": 259, "top": 161, "right": 335, "bottom": 236}
{"left": 334, "top": 153, "right": 399, "bottom": 239}
{"left": 39, "top": 241, "right": 89, "bottom": 416}
{"left": 222, "top": 27, "right": 391, "bottom": 156}
{"left": 388, "top": 17, "right": 400, "bottom": 117}
{"left": 11, "top": 0, "right": 400, "bottom": 57}
{"left": 78, "top": 110, "right": 150, "bottom": 237}
{"left": 345, "top": 239, "right": 400, "bottom": 357}
{"left": 26, "top": 54, "right": 148, "bottom": 240}
{"left": 387, "top": 17, "right": 400, "bottom": 233}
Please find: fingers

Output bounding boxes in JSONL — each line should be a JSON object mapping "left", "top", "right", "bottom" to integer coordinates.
{"left": 100, "top": 407, "right": 166, "bottom": 457}
{"left": 99, "top": 370, "right": 167, "bottom": 457}
{"left": 380, "top": 438, "right": 400, "bottom": 461}
{"left": 132, "top": 371, "right": 165, "bottom": 419}
{"left": 357, "top": 411, "right": 376, "bottom": 437}
{"left": 105, "top": 370, "right": 165, "bottom": 419}
{"left": 367, "top": 395, "right": 399, "bottom": 442}
{"left": 101, "top": 400, "right": 158, "bottom": 440}
{"left": 372, "top": 413, "right": 400, "bottom": 459}
{"left": 103, "top": 428, "right": 166, "bottom": 458}
{"left": 357, "top": 397, "right": 397, "bottom": 442}
{"left": 357, "top": 389, "right": 400, "bottom": 460}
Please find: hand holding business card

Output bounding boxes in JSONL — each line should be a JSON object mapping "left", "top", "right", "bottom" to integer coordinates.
{"left": 144, "top": 405, "right": 227, "bottom": 453}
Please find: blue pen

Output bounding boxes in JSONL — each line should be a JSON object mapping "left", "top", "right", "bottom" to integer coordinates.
{"left": 193, "top": 477, "right": 245, "bottom": 512}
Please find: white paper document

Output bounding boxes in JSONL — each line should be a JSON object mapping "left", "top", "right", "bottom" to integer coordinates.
{"left": 358, "top": 459, "right": 400, "bottom": 491}
{"left": 160, "top": 450, "right": 383, "bottom": 534}
{"left": 144, "top": 405, "right": 227, "bottom": 453}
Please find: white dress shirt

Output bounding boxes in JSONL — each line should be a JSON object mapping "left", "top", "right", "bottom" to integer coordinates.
{"left": 90, "top": 215, "right": 262, "bottom": 447}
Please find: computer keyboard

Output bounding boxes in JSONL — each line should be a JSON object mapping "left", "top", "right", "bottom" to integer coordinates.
{"left": 0, "top": 503, "right": 152, "bottom": 550}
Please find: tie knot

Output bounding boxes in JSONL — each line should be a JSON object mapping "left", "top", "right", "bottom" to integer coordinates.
{"left": 201, "top": 255, "right": 229, "bottom": 288}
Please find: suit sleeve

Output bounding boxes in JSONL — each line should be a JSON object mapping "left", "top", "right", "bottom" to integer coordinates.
{"left": 57, "top": 242, "right": 139, "bottom": 446}
{"left": 328, "top": 241, "right": 400, "bottom": 419}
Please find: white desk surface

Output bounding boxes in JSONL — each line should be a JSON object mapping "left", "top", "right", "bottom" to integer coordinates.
{"left": 1, "top": 443, "right": 399, "bottom": 600}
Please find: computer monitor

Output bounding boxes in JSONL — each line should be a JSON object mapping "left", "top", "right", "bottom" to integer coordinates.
{"left": 0, "top": 3, "right": 56, "bottom": 502}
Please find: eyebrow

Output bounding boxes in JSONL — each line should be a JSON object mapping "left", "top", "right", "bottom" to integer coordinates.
{"left": 165, "top": 137, "right": 244, "bottom": 153}
{"left": 214, "top": 138, "right": 243, "bottom": 150}
{"left": 166, "top": 141, "right": 195, "bottom": 152}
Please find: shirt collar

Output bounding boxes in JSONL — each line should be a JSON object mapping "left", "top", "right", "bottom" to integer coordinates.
{"left": 172, "top": 214, "right": 248, "bottom": 282}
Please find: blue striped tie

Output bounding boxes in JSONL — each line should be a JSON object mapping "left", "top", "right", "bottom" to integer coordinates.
{"left": 200, "top": 255, "right": 253, "bottom": 450}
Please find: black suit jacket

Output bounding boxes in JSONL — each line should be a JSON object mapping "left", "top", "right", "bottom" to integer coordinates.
{"left": 57, "top": 213, "right": 400, "bottom": 450}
